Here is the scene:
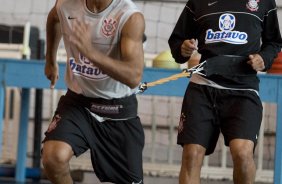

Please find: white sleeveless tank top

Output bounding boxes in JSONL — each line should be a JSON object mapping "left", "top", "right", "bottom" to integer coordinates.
{"left": 57, "top": 0, "right": 141, "bottom": 99}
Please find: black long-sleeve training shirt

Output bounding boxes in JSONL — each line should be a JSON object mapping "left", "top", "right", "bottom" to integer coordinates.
{"left": 168, "top": 0, "right": 282, "bottom": 90}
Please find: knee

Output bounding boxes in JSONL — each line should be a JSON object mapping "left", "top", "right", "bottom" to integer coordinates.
{"left": 182, "top": 144, "right": 205, "bottom": 166}
{"left": 42, "top": 141, "right": 73, "bottom": 170}
{"left": 231, "top": 149, "right": 253, "bottom": 163}
{"left": 42, "top": 150, "right": 70, "bottom": 169}
{"left": 230, "top": 140, "right": 254, "bottom": 164}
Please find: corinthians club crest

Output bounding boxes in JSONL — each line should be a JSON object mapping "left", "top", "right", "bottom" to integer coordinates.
{"left": 101, "top": 18, "right": 117, "bottom": 37}
{"left": 246, "top": 0, "right": 259, "bottom": 11}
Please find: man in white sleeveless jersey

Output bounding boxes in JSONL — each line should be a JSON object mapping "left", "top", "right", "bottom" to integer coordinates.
{"left": 42, "top": 0, "right": 145, "bottom": 183}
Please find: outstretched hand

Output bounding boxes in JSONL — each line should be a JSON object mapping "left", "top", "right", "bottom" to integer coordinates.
{"left": 247, "top": 54, "right": 265, "bottom": 71}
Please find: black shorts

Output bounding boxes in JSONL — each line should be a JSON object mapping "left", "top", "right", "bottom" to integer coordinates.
{"left": 43, "top": 91, "right": 145, "bottom": 184}
{"left": 177, "top": 82, "right": 263, "bottom": 155}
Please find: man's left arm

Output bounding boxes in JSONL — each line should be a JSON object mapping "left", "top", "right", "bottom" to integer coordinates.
{"left": 258, "top": 5, "right": 282, "bottom": 70}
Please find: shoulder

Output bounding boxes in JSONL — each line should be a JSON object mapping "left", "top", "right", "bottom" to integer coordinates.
{"left": 117, "top": 0, "right": 144, "bottom": 27}
{"left": 55, "top": 0, "right": 66, "bottom": 8}
{"left": 120, "top": 0, "right": 142, "bottom": 14}
{"left": 55, "top": 0, "right": 81, "bottom": 9}
{"left": 121, "top": 11, "right": 145, "bottom": 38}
{"left": 186, "top": 0, "right": 200, "bottom": 8}
{"left": 123, "top": 11, "right": 145, "bottom": 30}
{"left": 55, "top": 0, "right": 84, "bottom": 16}
{"left": 259, "top": 0, "right": 278, "bottom": 14}
{"left": 265, "top": 0, "right": 278, "bottom": 9}
{"left": 185, "top": 0, "right": 202, "bottom": 14}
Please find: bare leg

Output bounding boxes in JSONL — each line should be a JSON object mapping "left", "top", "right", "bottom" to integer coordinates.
{"left": 179, "top": 144, "right": 206, "bottom": 184}
{"left": 42, "top": 140, "right": 74, "bottom": 184}
{"left": 230, "top": 139, "right": 256, "bottom": 184}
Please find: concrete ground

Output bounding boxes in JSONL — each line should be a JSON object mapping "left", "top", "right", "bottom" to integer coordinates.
{"left": 79, "top": 172, "right": 270, "bottom": 184}
{"left": 0, "top": 174, "right": 271, "bottom": 184}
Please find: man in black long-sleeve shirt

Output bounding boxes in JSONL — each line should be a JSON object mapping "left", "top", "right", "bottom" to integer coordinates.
{"left": 168, "top": 0, "right": 282, "bottom": 183}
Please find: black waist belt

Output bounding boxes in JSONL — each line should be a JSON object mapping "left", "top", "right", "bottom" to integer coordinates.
{"left": 65, "top": 89, "right": 138, "bottom": 119}
{"left": 203, "top": 55, "right": 257, "bottom": 77}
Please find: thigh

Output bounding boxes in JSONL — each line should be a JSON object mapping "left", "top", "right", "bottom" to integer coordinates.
{"left": 43, "top": 95, "right": 90, "bottom": 156}
{"left": 89, "top": 117, "right": 144, "bottom": 184}
{"left": 178, "top": 83, "right": 220, "bottom": 155}
{"left": 219, "top": 90, "right": 263, "bottom": 147}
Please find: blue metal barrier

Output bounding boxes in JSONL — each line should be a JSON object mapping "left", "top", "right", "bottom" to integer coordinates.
{"left": 0, "top": 58, "right": 281, "bottom": 183}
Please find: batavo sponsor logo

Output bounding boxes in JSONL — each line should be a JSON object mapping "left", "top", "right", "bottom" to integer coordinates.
{"left": 205, "top": 13, "right": 248, "bottom": 45}
{"left": 69, "top": 54, "right": 108, "bottom": 80}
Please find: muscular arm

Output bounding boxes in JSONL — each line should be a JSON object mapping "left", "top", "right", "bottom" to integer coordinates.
{"left": 45, "top": 1, "right": 62, "bottom": 88}
{"left": 46, "top": 3, "right": 62, "bottom": 65}
{"left": 70, "top": 12, "right": 145, "bottom": 89}
{"left": 118, "top": 12, "right": 145, "bottom": 88}
{"left": 258, "top": 3, "right": 282, "bottom": 70}
{"left": 168, "top": 4, "right": 197, "bottom": 64}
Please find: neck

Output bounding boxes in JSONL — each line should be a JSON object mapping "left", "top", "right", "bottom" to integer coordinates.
{"left": 86, "top": 0, "right": 113, "bottom": 13}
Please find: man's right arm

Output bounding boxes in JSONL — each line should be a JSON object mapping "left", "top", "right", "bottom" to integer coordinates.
{"left": 45, "top": 1, "right": 62, "bottom": 88}
{"left": 46, "top": 3, "right": 62, "bottom": 64}
{"left": 168, "top": 4, "right": 197, "bottom": 64}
